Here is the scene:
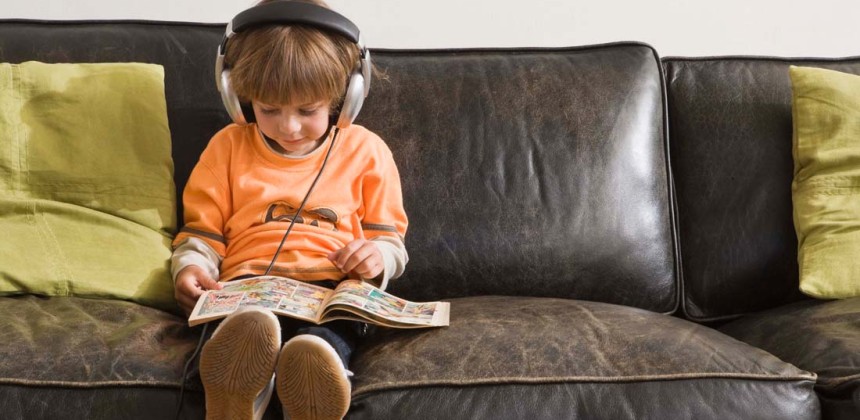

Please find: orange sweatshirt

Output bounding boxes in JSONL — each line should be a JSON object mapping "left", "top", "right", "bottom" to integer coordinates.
{"left": 173, "top": 123, "right": 408, "bottom": 282}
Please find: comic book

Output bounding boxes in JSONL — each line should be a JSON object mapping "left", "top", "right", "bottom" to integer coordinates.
{"left": 188, "top": 275, "right": 450, "bottom": 329}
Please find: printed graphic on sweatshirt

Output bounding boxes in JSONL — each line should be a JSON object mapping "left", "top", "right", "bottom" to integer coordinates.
{"left": 264, "top": 200, "right": 340, "bottom": 231}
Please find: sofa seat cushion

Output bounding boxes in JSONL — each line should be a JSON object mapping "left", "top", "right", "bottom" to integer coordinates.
{"left": 720, "top": 297, "right": 860, "bottom": 420}
{"left": 349, "top": 296, "right": 819, "bottom": 419}
{"left": 0, "top": 295, "right": 204, "bottom": 419}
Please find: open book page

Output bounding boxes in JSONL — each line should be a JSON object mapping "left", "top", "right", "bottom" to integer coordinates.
{"left": 188, "top": 276, "right": 450, "bottom": 329}
{"left": 188, "top": 276, "right": 334, "bottom": 326}
{"left": 322, "top": 280, "right": 450, "bottom": 328}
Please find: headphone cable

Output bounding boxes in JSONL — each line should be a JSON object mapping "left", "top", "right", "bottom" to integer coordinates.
{"left": 264, "top": 126, "right": 339, "bottom": 275}
{"left": 175, "top": 127, "right": 340, "bottom": 420}
{"left": 174, "top": 322, "right": 208, "bottom": 420}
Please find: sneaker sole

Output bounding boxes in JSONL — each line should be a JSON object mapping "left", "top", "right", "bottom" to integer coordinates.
{"left": 277, "top": 336, "right": 351, "bottom": 420}
{"left": 200, "top": 308, "right": 280, "bottom": 420}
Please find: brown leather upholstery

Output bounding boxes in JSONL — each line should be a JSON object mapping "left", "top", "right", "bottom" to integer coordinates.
{"left": 720, "top": 297, "right": 860, "bottom": 420}
{"left": 664, "top": 56, "right": 860, "bottom": 322}
{"left": 351, "top": 296, "right": 817, "bottom": 419}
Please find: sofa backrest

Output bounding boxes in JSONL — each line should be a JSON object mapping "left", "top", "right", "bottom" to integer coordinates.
{"left": 364, "top": 46, "right": 678, "bottom": 311}
{"left": 664, "top": 56, "right": 860, "bottom": 321}
{"left": 0, "top": 20, "right": 679, "bottom": 313}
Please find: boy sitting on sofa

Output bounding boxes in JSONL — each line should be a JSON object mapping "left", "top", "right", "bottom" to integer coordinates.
{"left": 170, "top": 1, "right": 408, "bottom": 419}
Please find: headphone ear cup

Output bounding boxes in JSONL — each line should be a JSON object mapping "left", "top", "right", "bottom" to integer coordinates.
{"left": 218, "top": 68, "right": 250, "bottom": 125}
{"left": 336, "top": 69, "right": 366, "bottom": 128}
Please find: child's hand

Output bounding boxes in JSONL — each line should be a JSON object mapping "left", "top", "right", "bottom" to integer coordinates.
{"left": 328, "top": 239, "right": 384, "bottom": 281}
{"left": 174, "top": 265, "right": 222, "bottom": 315}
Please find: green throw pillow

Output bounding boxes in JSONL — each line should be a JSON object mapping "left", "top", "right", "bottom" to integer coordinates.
{"left": 0, "top": 61, "right": 178, "bottom": 311}
{"left": 790, "top": 65, "right": 860, "bottom": 299}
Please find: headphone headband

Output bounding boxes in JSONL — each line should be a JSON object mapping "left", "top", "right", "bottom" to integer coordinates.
{"left": 215, "top": 1, "right": 370, "bottom": 129}
{"left": 232, "top": 2, "right": 359, "bottom": 43}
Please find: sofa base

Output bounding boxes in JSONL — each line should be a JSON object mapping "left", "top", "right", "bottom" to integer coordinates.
{"left": 0, "top": 385, "right": 204, "bottom": 420}
{"left": 351, "top": 379, "right": 818, "bottom": 420}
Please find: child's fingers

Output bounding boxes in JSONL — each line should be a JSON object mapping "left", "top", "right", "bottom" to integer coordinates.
{"left": 350, "top": 258, "right": 384, "bottom": 280}
{"left": 173, "top": 267, "right": 220, "bottom": 315}
{"left": 343, "top": 251, "right": 374, "bottom": 275}
{"left": 197, "top": 275, "right": 222, "bottom": 291}
{"left": 330, "top": 240, "right": 383, "bottom": 279}
{"left": 338, "top": 241, "right": 375, "bottom": 273}
{"left": 343, "top": 243, "right": 384, "bottom": 278}
{"left": 177, "top": 294, "right": 195, "bottom": 315}
{"left": 330, "top": 240, "right": 365, "bottom": 271}
{"left": 174, "top": 283, "right": 198, "bottom": 315}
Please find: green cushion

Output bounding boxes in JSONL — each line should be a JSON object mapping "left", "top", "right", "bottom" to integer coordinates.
{"left": 0, "top": 62, "right": 178, "bottom": 311}
{"left": 790, "top": 66, "right": 860, "bottom": 299}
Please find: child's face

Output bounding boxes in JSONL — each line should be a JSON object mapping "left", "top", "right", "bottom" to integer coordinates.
{"left": 252, "top": 99, "right": 332, "bottom": 156}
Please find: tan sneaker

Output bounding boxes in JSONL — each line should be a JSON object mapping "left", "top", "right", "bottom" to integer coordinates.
{"left": 200, "top": 306, "right": 281, "bottom": 420}
{"left": 276, "top": 334, "right": 352, "bottom": 420}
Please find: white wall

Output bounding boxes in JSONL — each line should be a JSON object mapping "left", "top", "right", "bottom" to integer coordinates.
{"left": 3, "top": 0, "right": 857, "bottom": 57}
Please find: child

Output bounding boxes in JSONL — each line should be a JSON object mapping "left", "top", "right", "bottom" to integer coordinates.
{"left": 171, "top": 0, "right": 408, "bottom": 419}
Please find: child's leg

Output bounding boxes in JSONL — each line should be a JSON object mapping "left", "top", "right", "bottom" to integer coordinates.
{"left": 295, "top": 321, "right": 362, "bottom": 369}
{"left": 199, "top": 306, "right": 281, "bottom": 420}
{"left": 275, "top": 320, "right": 365, "bottom": 420}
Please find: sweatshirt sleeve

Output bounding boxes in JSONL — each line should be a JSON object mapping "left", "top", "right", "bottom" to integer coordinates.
{"left": 172, "top": 139, "right": 232, "bottom": 257}
{"left": 369, "top": 236, "right": 409, "bottom": 290}
{"left": 361, "top": 139, "right": 409, "bottom": 284}
{"left": 171, "top": 237, "right": 223, "bottom": 282}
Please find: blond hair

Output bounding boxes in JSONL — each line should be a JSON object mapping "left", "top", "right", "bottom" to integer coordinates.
{"left": 225, "top": 0, "right": 361, "bottom": 107}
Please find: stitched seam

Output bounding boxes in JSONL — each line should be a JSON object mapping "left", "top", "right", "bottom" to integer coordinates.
{"left": 802, "top": 175, "right": 860, "bottom": 186}
{"left": 247, "top": 264, "right": 341, "bottom": 274}
{"left": 361, "top": 224, "right": 405, "bottom": 243}
{"left": 0, "top": 377, "right": 183, "bottom": 389}
{"left": 353, "top": 372, "right": 819, "bottom": 397}
{"left": 361, "top": 223, "right": 397, "bottom": 232}
{"left": 200, "top": 159, "right": 230, "bottom": 194}
{"left": 34, "top": 201, "right": 74, "bottom": 294}
{"left": 12, "top": 65, "right": 24, "bottom": 192}
{"left": 816, "top": 372, "right": 860, "bottom": 390}
{"left": 30, "top": 202, "right": 63, "bottom": 294}
{"left": 21, "top": 188, "right": 173, "bottom": 195}
{"left": 179, "top": 227, "right": 226, "bottom": 244}
{"left": 799, "top": 187, "right": 860, "bottom": 196}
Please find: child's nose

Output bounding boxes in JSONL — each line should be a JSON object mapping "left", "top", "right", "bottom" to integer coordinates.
{"left": 280, "top": 115, "right": 301, "bottom": 134}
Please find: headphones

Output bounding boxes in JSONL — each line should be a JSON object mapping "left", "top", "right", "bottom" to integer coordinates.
{"left": 215, "top": 1, "right": 371, "bottom": 128}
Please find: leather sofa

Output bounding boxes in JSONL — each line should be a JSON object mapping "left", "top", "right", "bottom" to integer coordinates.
{"left": 0, "top": 20, "right": 857, "bottom": 420}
